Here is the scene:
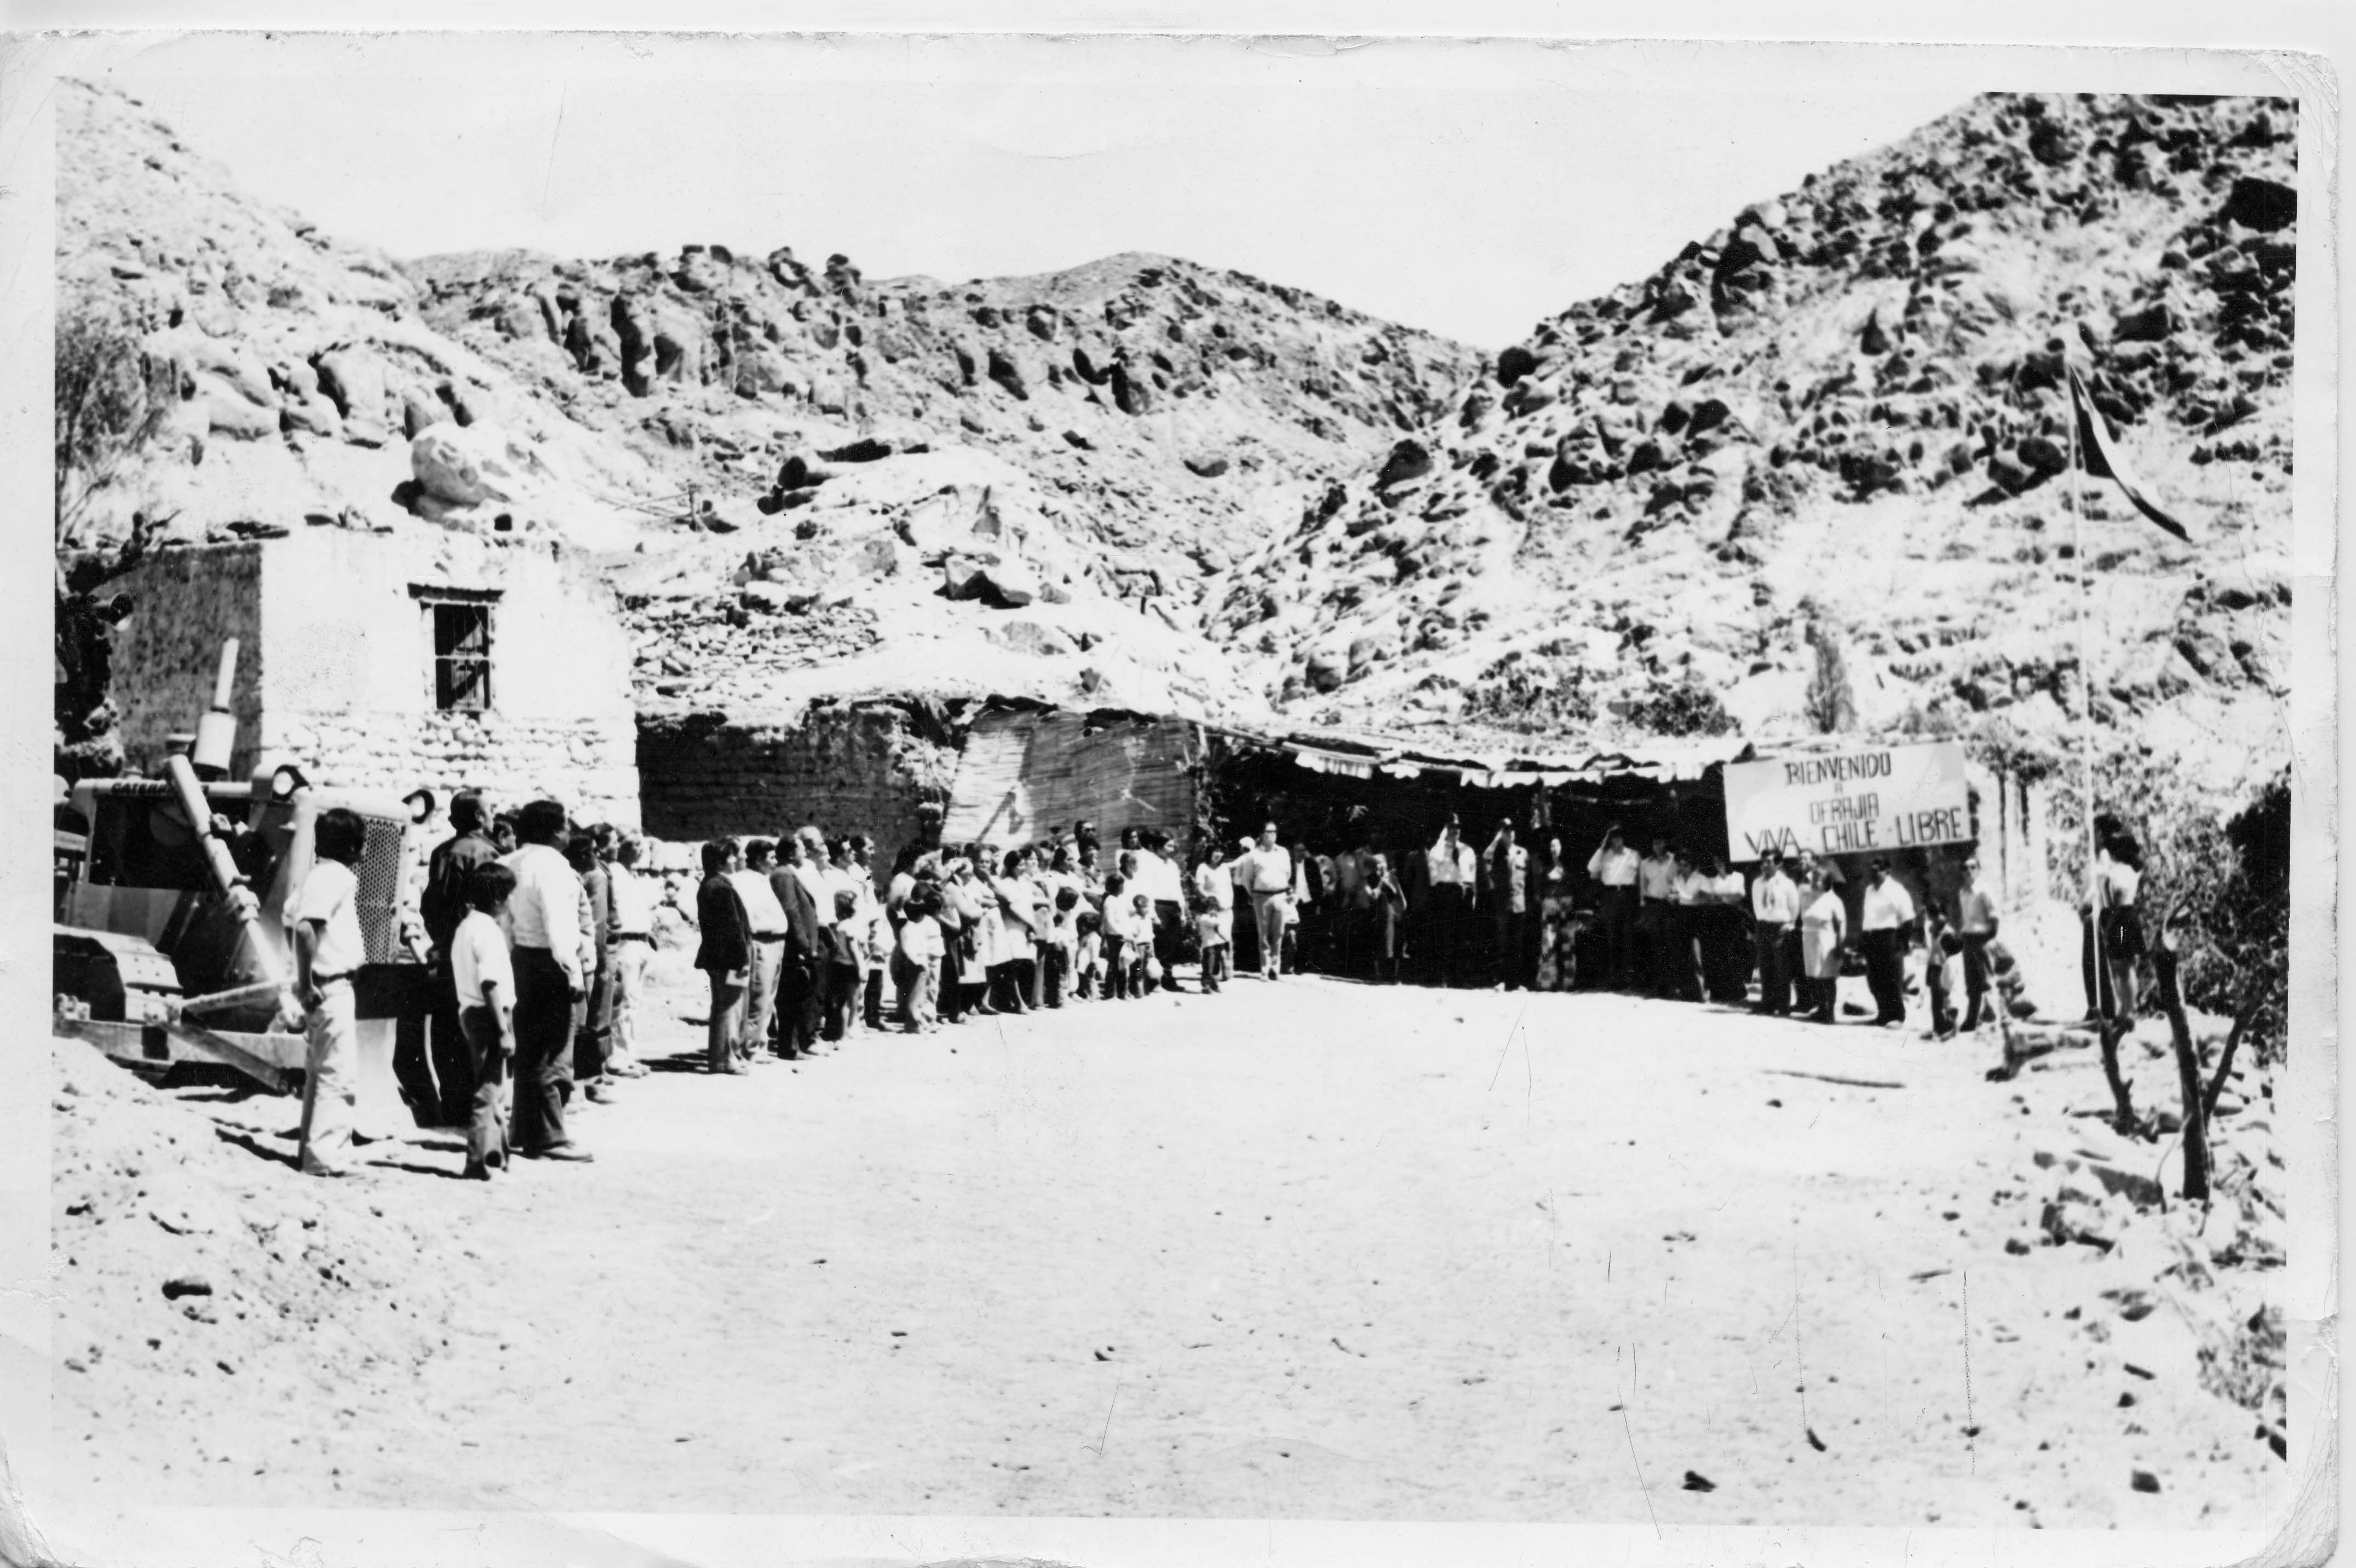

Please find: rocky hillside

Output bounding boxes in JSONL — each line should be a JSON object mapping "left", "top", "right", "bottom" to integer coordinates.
{"left": 56, "top": 78, "right": 1479, "bottom": 726}
{"left": 406, "top": 244, "right": 1473, "bottom": 581}
{"left": 1211, "top": 93, "right": 2297, "bottom": 791}
{"left": 55, "top": 83, "right": 668, "bottom": 554}
{"left": 405, "top": 243, "right": 1476, "bottom": 717}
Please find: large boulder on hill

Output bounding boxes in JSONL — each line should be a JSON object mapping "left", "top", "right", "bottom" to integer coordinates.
{"left": 313, "top": 346, "right": 392, "bottom": 445}
{"left": 942, "top": 553, "right": 1038, "bottom": 608}
{"left": 410, "top": 422, "right": 534, "bottom": 509}
{"left": 2220, "top": 176, "right": 2296, "bottom": 233}
{"left": 1375, "top": 440, "right": 1434, "bottom": 489}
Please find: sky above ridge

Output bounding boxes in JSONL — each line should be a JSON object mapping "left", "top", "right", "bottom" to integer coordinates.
{"left": 92, "top": 36, "right": 1976, "bottom": 348}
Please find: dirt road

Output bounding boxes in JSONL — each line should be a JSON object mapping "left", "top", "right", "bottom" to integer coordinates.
{"left": 43, "top": 967, "right": 2289, "bottom": 1534}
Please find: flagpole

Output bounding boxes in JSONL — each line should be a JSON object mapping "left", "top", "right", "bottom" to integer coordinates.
{"left": 2068, "top": 361, "right": 2103, "bottom": 1024}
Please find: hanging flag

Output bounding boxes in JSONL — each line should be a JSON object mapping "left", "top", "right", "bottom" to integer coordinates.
{"left": 2067, "top": 361, "right": 2194, "bottom": 543}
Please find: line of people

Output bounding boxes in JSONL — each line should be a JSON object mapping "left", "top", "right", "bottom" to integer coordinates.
{"left": 293, "top": 793, "right": 659, "bottom": 1180}
{"left": 688, "top": 823, "right": 1221, "bottom": 1073}
{"left": 285, "top": 795, "right": 2054, "bottom": 1182}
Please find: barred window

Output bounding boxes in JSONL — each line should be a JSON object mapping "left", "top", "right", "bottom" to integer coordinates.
{"left": 413, "top": 590, "right": 498, "bottom": 712}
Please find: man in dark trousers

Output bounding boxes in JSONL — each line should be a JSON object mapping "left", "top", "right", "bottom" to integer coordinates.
{"left": 1955, "top": 854, "right": 2001, "bottom": 1032}
{"left": 501, "top": 800, "right": 590, "bottom": 1161}
{"left": 419, "top": 790, "right": 498, "bottom": 1126}
{"left": 566, "top": 831, "right": 616, "bottom": 1104}
{"left": 1587, "top": 825, "right": 1641, "bottom": 989}
{"left": 1749, "top": 848, "right": 1799, "bottom": 1016}
{"left": 1858, "top": 856, "right": 1918, "bottom": 1026}
{"left": 769, "top": 829, "right": 824, "bottom": 1058}
{"left": 1423, "top": 815, "right": 1476, "bottom": 987}
{"left": 694, "top": 840, "right": 752, "bottom": 1075}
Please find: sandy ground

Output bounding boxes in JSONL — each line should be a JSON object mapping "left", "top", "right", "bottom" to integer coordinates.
{"left": 42, "top": 963, "right": 2289, "bottom": 1533}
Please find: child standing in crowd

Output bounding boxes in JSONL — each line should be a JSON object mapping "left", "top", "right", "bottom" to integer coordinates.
{"left": 1043, "top": 886, "right": 1080, "bottom": 1008}
{"left": 1194, "top": 894, "right": 1228, "bottom": 992}
{"left": 451, "top": 862, "right": 519, "bottom": 1180}
{"left": 822, "top": 889, "right": 863, "bottom": 1041}
{"left": 1129, "top": 891, "right": 1160, "bottom": 998}
{"left": 858, "top": 878, "right": 894, "bottom": 1033}
{"left": 894, "top": 883, "right": 943, "bottom": 1032}
{"left": 1100, "top": 872, "right": 1133, "bottom": 998}
{"left": 1923, "top": 906, "right": 1963, "bottom": 1041}
{"left": 1074, "top": 902, "right": 1104, "bottom": 1000}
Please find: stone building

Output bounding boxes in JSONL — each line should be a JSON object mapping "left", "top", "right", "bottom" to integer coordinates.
{"left": 104, "top": 525, "right": 641, "bottom": 828}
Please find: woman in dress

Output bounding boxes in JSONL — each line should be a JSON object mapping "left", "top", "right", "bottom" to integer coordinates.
{"left": 1534, "top": 834, "right": 1578, "bottom": 991}
{"left": 1797, "top": 866, "right": 1847, "bottom": 1024}
{"left": 936, "top": 855, "right": 982, "bottom": 1021}
{"left": 985, "top": 848, "right": 1037, "bottom": 1014}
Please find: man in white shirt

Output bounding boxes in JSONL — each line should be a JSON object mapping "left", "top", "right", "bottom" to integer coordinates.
{"left": 1133, "top": 831, "right": 1186, "bottom": 995}
{"left": 734, "top": 840, "right": 794, "bottom": 1061}
{"left": 1636, "top": 834, "right": 1681, "bottom": 997}
{"left": 1660, "top": 848, "right": 1709, "bottom": 1002}
{"left": 605, "top": 836, "right": 657, "bottom": 1076}
{"left": 1237, "top": 824, "right": 1295, "bottom": 980}
{"left": 1424, "top": 815, "right": 1478, "bottom": 987}
{"left": 289, "top": 806, "right": 370, "bottom": 1178}
{"left": 499, "top": 799, "right": 590, "bottom": 1161}
{"left": 451, "top": 860, "right": 519, "bottom": 1179}
{"left": 1587, "top": 825, "right": 1641, "bottom": 989}
{"left": 1748, "top": 848, "right": 1800, "bottom": 1017}
{"left": 1697, "top": 852, "right": 1749, "bottom": 1002}
{"left": 794, "top": 825, "right": 835, "bottom": 927}
{"left": 1859, "top": 856, "right": 1919, "bottom": 1026}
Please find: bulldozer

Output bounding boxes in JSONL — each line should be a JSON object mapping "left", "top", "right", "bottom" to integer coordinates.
{"left": 53, "top": 639, "right": 430, "bottom": 1133}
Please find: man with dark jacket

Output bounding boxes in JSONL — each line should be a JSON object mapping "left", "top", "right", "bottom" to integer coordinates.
{"left": 771, "top": 830, "right": 825, "bottom": 1058}
{"left": 419, "top": 790, "right": 498, "bottom": 1125}
{"left": 694, "top": 840, "right": 752, "bottom": 1075}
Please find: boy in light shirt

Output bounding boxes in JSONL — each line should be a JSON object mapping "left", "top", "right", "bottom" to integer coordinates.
{"left": 1100, "top": 872, "right": 1135, "bottom": 999}
{"left": 289, "top": 807, "right": 370, "bottom": 1179}
{"left": 451, "top": 863, "right": 520, "bottom": 1180}
{"left": 1129, "top": 891, "right": 1162, "bottom": 998}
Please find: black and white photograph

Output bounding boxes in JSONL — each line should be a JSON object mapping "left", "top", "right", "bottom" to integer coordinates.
{"left": 1, "top": 18, "right": 2337, "bottom": 1568}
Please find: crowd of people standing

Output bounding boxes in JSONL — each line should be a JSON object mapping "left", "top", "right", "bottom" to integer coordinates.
{"left": 279, "top": 788, "right": 2137, "bottom": 1182}
{"left": 290, "top": 790, "right": 659, "bottom": 1179}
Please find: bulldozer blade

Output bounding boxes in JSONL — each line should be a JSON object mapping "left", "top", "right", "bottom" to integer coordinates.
{"left": 54, "top": 1014, "right": 295, "bottom": 1094}
{"left": 170, "top": 1020, "right": 296, "bottom": 1093}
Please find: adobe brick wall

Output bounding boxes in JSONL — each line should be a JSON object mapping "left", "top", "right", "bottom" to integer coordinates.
{"left": 636, "top": 700, "right": 961, "bottom": 871}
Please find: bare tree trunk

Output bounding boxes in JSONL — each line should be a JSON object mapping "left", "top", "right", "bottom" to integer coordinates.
{"left": 2096, "top": 1016, "right": 2138, "bottom": 1137}
{"left": 2151, "top": 924, "right": 2210, "bottom": 1203}
{"left": 2202, "top": 989, "right": 2258, "bottom": 1120}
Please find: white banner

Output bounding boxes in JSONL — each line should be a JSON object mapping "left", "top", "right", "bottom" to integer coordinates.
{"left": 1723, "top": 741, "right": 1973, "bottom": 861}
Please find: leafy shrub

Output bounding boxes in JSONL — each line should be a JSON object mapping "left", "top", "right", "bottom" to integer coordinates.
{"left": 1461, "top": 644, "right": 1598, "bottom": 734}
{"left": 1624, "top": 680, "right": 1735, "bottom": 737}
